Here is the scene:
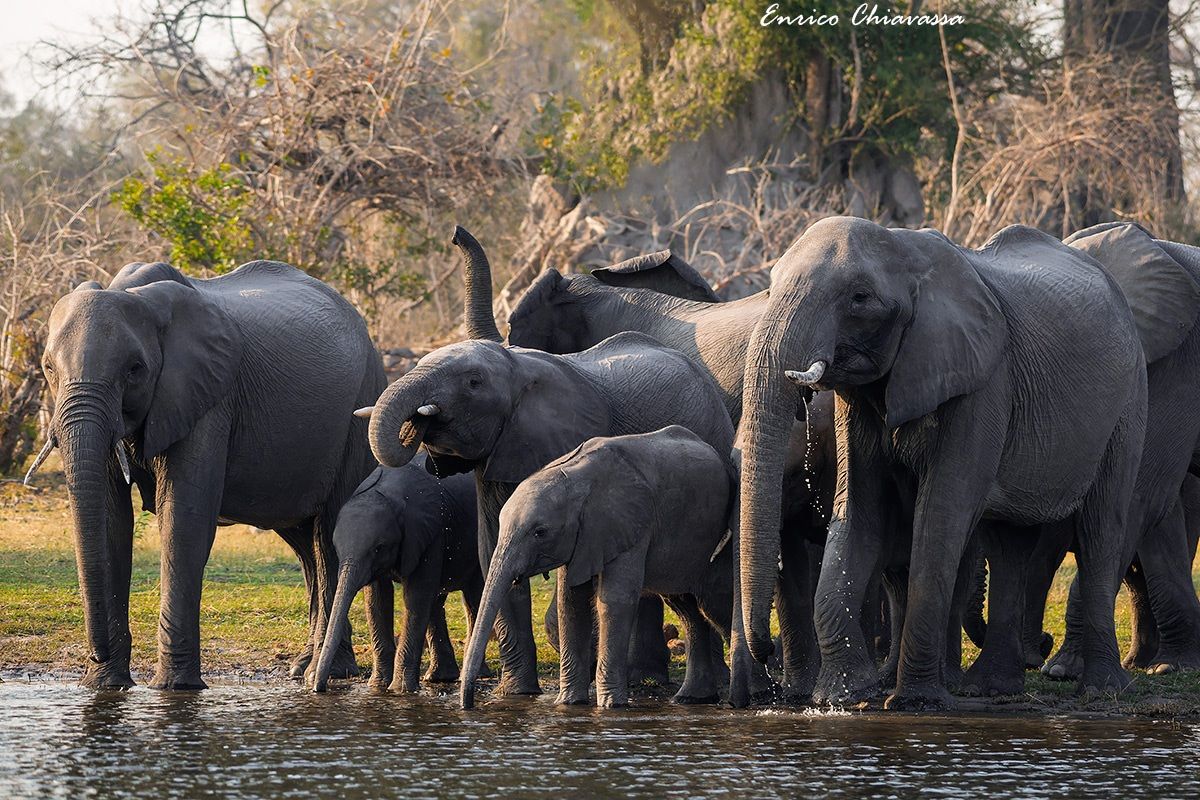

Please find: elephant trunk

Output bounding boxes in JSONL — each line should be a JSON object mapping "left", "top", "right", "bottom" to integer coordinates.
{"left": 312, "top": 561, "right": 367, "bottom": 692}
{"left": 739, "top": 305, "right": 828, "bottom": 663}
{"left": 455, "top": 226, "right": 503, "bottom": 342}
{"left": 368, "top": 370, "right": 437, "bottom": 468}
{"left": 56, "top": 389, "right": 122, "bottom": 666}
{"left": 461, "top": 544, "right": 522, "bottom": 709}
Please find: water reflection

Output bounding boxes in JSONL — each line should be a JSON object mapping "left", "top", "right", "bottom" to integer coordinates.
{"left": 0, "top": 682, "right": 1197, "bottom": 798}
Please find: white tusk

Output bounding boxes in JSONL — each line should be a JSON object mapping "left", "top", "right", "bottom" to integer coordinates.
{"left": 353, "top": 406, "right": 375, "bottom": 419}
{"left": 785, "top": 360, "right": 826, "bottom": 386}
{"left": 23, "top": 436, "right": 57, "bottom": 486}
{"left": 417, "top": 404, "right": 440, "bottom": 416}
{"left": 114, "top": 443, "right": 131, "bottom": 485}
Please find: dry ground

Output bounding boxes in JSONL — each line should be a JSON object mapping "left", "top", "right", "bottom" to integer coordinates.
{"left": 2, "top": 459, "right": 1199, "bottom": 717}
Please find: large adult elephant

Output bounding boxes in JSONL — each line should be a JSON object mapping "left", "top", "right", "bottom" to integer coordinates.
{"left": 973, "top": 223, "right": 1200, "bottom": 688}
{"left": 362, "top": 228, "right": 743, "bottom": 699}
{"left": 503, "top": 254, "right": 841, "bottom": 699}
{"left": 32, "top": 260, "right": 384, "bottom": 689}
{"left": 738, "top": 217, "right": 1149, "bottom": 709}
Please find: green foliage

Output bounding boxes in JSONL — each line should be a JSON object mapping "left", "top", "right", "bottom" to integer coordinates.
{"left": 531, "top": 0, "right": 1045, "bottom": 192}
{"left": 113, "top": 151, "right": 255, "bottom": 274}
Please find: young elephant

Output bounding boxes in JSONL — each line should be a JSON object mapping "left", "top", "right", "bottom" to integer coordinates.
{"left": 461, "top": 426, "right": 742, "bottom": 709}
{"left": 311, "top": 457, "right": 483, "bottom": 693}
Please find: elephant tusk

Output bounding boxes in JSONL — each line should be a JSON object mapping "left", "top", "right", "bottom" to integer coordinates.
{"left": 353, "top": 406, "right": 375, "bottom": 419}
{"left": 785, "top": 360, "right": 826, "bottom": 386}
{"left": 416, "top": 404, "right": 440, "bottom": 416}
{"left": 23, "top": 436, "right": 57, "bottom": 486}
{"left": 114, "top": 443, "right": 132, "bottom": 485}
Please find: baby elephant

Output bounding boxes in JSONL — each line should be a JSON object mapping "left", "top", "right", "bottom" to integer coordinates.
{"left": 312, "top": 456, "right": 484, "bottom": 692}
{"left": 461, "top": 426, "right": 741, "bottom": 709}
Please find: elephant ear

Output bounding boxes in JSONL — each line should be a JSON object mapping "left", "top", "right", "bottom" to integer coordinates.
{"left": 563, "top": 444, "right": 650, "bottom": 587}
{"left": 884, "top": 228, "right": 1008, "bottom": 429}
{"left": 1065, "top": 222, "right": 1200, "bottom": 364}
{"left": 590, "top": 250, "right": 719, "bottom": 302}
{"left": 511, "top": 268, "right": 565, "bottom": 317}
{"left": 109, "top": 261, "right": 190, "bottom": 291}
{"left": 482, "top": 353, "right": 611, "bottom": 484}
{"left": 126, "top": 280, "right": 244, "bottom": 458}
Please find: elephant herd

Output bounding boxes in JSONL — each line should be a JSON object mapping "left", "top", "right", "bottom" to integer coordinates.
{"left": 29, "top": 216, "right": 1200, "bottom": 712}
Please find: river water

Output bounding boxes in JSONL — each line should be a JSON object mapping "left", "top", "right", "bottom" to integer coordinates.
{"left": 0, "top": 681, "right": 1197, "bottom": 798}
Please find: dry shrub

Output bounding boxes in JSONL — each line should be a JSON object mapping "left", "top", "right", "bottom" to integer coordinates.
{"left": 934, "top": 58, "right": 1191, "bottom": 246}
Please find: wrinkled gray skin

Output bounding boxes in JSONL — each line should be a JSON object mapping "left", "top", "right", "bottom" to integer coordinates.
{"left": 311, "top": 457, "right": 484, "bottom": 693}
{"left": 964, "top": 223, "right": 1200, "bottom": 694}
{"left": 40, "top": 261, "right": 384, "bottom": 689}
{"left": 366, "top": 229, "right": 739, "bottom": 699}
{"left": 506, "top": 253, "right": 840, "bottom": 699}
{"left": 462, "top": 427, "right": 756, "bottom": 709}
{"left": 739, "top": 217, "right": 1147, "bottom": 710}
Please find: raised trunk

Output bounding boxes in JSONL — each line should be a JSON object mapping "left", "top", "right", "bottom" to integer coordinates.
{"left": 739, "top": 308, "right": 822, "bottom": 663}
{"left": 460, "top": 552, "right": 519, "bottom": 709}
{"left": 368, "top": 370, "right": 436, "bottom": 468}
{"left": 455, "top": 226, "right": 503, "bottom": 342}
{"left": 312, "top": 561, "right": 367, "bottom": 692}
{"left": 56, "top": 393, "right": 120, "bottom": 666}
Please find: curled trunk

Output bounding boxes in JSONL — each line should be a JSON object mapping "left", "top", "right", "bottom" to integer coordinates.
{"left": 368, "top": 371, "right": 436, "bottom": 468}
{"left": 455, "top": 226, "right": 503, "bottom": 342}
{"left": 312, "top": 562, "right": 367, "bottom": 692}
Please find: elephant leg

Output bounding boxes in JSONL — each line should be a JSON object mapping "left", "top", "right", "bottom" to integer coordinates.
{"left": 879, "top": 567, "right": 908, "bottom": 690}
{"left": 626, "top": 596, "right": 670, "bottom": 687}
{"left": 544, "top": 592, "right": 561, "bottom": 653}
{"left": 664, "top": 594, "right": 721, "bottom": 704}
{"left": 1043, "top": 575, "right": 1087, "bottom": 681}
{"left": 149, "top": 431, "right": 228, "bottom": 690}
{"left": 1137, "top": 499, "right": 1200, "bottom": 673}
{"left": 425, "top": 595, "right": 462, "bottom": 683}
{"left": 556, "top": 575, "right": 595, "bottom": 705}
{"left": 595, "top": 554, "right": 645, "bottom": 709}
{"left": 276, "top": 522, "right": 320, "bottom": 679}
{"left": 460, "top": 576, "right": 493, "bottom": 679}
{"left": 1122, "top": 558, "right": 1160, "bottom": 669}
{"left": 391, "top": 578, "right": 436, "bottom": 693}
{"left": 962, "top": 523, "right": 1039, "bottom": 697}
{"left": 1022, "top": 521, "right": 1070, "bottom": 671}
{"left": 83, "top": 466, "right": 135, "bottom": 689}
{"left": 364, "top": 579, "right": 395, "bottom": 689}
{"left": 943, "top": 537, "right": 981, "bottom": 692}
{"left": 775, "top": 530, "right": 820, "bottom": 701}
{"left": 308, "top": 507, "right": 359, "bottom": 682}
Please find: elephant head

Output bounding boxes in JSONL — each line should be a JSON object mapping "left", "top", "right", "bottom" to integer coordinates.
{"left": 738, "top": 216, "right": 1006, "bottom": 661}
{"left": 459, "top": 441, "right": 643, "bottom": 708}
{"left": 38, "top": 266, "right": 241, "bottom": 666}
{"left": 311, "top": 465, "right": 441, "bottom": 692}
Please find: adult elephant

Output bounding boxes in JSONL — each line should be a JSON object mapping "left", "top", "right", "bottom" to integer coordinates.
{"left": 739, "top": 217, "right": 1148, "bottom": 709}
{"left": 363, "top": 228, "right": 744, "bottom": 700}
{"left": 32, "top": 260, "right": 384, "bottom": 689}
{"left": 504, "top": 253, "right": 840, "bottom": 699}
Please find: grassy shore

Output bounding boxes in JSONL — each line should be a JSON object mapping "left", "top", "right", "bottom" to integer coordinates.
{"left": 3, "top": 461, "right": 1199, "bottom": 716}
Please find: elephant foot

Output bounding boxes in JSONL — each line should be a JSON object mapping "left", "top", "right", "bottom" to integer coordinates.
{"left": 555, "top": 689, "right": 591, "bottom": 705}
{"left": 811, "top": 664, "right": 881, "bottom": 707}
{"left": 388, "top": 677, "right": 421, "bottom": 694}
{"left": 1122, "top": 643, "right": 1158, "bottom": 670}
{"left": 1145, "top": 645, "right": 1200, "bottom": 675}
{"left": 943, "top": 665, "right": 964, "bottom": 693}
{"left": 288, "top": 646, "right": 314, "bottom": 679}
{"left": 1077, "top": 662, "right": 1132, "bottom": 698}
{"left": 597, "top": 692, "right": 629, "bottom": 709}
{"left": 149, "top": 670, "right": 208, "bottom": 691}
{"left": 885, "top": 684, "right": 955, "bottom": 711}
{"left": 367, "top": 678, "right": 391, "bottom": 693}
{"left": 1025, "top": 632, "right": 1054, "bottom": 670}
{"left": 628, "top": 663, "right": 669, "bottom": 687}
{"left": 80, "top": 661, "right": 135, "bottom": 690}
{"left": 1041, "top": 646, "right": 1084, "bottom": 681}
{"left": 672, "top": 690, "right": 715, "bottom": 705}
{"left": 495, "top": 671, "right": 542, "bottom": 697}
{"left": 424, "top": 664, "right": 461, "bottom": 684}
{"left": 960, "top": 662, "right": 1025, "bottom": 697}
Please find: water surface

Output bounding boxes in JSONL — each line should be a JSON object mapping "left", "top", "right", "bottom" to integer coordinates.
{"left": 1, "top": 681, "right": 1197, "bottom": 798}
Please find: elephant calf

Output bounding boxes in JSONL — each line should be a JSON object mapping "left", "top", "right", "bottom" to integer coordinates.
{"left": 461, "top": 426, "right": 750, "bottom": 709}
{"left": 312, "top": 457, "right": 484, "bottom": 693}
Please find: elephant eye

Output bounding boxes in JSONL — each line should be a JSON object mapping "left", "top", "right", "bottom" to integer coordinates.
{"left": 851, "top": 291, "right": 872, "bottom": 304}
{"left": 468, "top": 376, "right": 482, "bottom": 389}
{"left": 127, "top": 361, "right": 145, "bottom": 379}
{"left": 43, "top": 362, "right": 54, "bottom": 375}
{"left": 532, "top": 526, "right": 546, "bottom": 539}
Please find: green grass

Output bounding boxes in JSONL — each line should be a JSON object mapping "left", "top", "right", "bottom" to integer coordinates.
{"left": 3, "top": 461, "right": 1198, "bottom": 715}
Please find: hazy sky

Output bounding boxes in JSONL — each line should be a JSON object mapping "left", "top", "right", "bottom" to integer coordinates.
{"left": 1, "top": 1, "right": 131, "bottom": 105}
